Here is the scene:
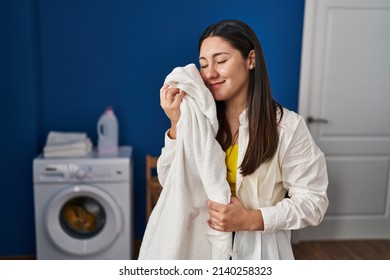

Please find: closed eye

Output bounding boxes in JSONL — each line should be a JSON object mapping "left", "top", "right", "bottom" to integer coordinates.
{"left": 200, "top": 64, "right": 208, "bottom": 69}
{"left": 217, "top": 60, "right": 227, "bottom": 64}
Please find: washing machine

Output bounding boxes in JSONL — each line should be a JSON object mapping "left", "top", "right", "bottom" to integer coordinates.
{"left": 33, "top": 146, "right": 133, "bottom": 259}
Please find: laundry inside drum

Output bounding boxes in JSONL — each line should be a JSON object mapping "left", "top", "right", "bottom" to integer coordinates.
{"left": 60, "top": 196, "right": 106, "bottom": 239}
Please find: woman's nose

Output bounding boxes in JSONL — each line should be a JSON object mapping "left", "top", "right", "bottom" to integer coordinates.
{"left": 205, "top": 65, "right": 218, "bottom": 80}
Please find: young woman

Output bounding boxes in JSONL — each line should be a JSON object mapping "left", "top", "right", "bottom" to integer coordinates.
{"left": 159, "top": 19, "right": 328, "bottom": 259}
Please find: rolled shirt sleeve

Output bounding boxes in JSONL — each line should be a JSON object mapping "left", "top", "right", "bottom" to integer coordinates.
{"left": 156, "top": 130, "right": 176, "bottom": 187}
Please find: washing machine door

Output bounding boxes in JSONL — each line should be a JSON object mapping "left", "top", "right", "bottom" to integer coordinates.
{"left": 44, "top": 184, "right": 123, "bottom": 256}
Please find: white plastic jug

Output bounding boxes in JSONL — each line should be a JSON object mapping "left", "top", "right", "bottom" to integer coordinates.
{"left": 97, "top": 107, "right": 118, "bottom": 155}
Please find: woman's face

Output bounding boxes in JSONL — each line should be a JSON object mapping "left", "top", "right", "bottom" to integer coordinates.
{"left": 199, "top": 36, "right": 252, "bottom": 103}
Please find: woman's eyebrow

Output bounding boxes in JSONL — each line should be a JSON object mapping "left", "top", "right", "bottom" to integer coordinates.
{"left": 199, "top": 52, "right": 230, "bottom": 60}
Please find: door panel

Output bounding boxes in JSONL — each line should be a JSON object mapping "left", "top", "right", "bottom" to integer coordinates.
{"left": 297, "top": 0, "right": 390, "bottom": 240}
{"left": 326, "top": 157, "right": 389, "bottom": 215}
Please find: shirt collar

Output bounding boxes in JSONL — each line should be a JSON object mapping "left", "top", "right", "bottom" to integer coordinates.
{"left": 239, "top": 108, "right": 248, "bottom": 126}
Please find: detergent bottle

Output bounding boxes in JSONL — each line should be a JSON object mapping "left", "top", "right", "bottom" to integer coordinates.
{"left": 97, "top": 107, "right": 118, "bottom": 155}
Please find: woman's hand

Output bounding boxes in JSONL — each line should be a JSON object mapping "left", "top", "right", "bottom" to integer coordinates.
{"left": 207, "top": 197, "right": 264, "bottom": 232}
{"left": 160, "top": 84, "right": 186, "bottom": 139}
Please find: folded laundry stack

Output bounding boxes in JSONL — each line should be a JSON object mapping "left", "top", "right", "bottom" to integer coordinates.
{"left": 43, "top": 131, "right": 93, "bottom": 158}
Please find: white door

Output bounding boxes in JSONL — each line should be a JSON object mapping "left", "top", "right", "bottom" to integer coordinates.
{"left": 297, "top": 0, "right": 390, "bottom": 240}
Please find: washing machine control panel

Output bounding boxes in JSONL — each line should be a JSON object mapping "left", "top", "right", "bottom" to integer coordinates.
{"left": 35, "top": 162, "right": 129, "bottom": 183}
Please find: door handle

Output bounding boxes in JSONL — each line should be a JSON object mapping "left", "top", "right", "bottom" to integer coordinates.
{"left": 307, "top": 116, "right": 329, "bottom": 124}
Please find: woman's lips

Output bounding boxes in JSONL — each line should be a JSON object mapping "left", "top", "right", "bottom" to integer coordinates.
{"left": 210, "top": 81, "right": 225, "bottom": 90}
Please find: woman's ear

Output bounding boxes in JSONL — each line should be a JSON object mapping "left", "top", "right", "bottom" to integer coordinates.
{"left": 247, "top": 50, "right": 256, "bottom": 70}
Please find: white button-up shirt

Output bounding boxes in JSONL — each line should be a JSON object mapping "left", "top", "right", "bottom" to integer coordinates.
{"left": 158, "top": 107, "right": 329, "bottom": 259}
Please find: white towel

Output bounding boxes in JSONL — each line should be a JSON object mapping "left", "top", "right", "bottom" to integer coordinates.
{"left": 43, "top": 131, "right": 92, "bottom": 158}
{"left": 138, "top": 63, "right": 232, "bottom": 260}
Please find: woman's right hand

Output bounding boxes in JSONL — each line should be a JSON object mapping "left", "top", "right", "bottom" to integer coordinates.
{"left": 160, "top": 84, "right": 186, "bottom": 139}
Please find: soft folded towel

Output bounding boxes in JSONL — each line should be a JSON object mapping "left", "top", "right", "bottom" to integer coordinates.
{"left": 43, "top": 131, "right": 92, "bottom": 158}
{"left": 138, "top": 63, "right": 232, "bottom": 260}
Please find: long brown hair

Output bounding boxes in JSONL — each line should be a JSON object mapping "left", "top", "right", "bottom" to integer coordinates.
{"left": 198, "top": 19, "right": 283, "bottom": 176}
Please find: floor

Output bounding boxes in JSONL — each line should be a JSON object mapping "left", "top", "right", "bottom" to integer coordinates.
{"left": 292, "top": 239, "right": 390, "bottom": 260}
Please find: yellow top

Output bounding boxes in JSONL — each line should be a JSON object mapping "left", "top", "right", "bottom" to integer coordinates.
{"left": 225, "top": 144, "right": 238, "bottom": 196}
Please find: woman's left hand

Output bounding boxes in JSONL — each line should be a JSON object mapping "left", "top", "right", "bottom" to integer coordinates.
{"left": 207, "top": 197, "right": 264, "bottom": 232}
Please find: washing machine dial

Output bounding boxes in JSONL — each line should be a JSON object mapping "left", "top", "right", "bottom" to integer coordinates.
{"left": 75, "top": 167, "right": 88, "bottom": 179}
{"left": 69, "top": 164, "right": 89, "bottom": 180}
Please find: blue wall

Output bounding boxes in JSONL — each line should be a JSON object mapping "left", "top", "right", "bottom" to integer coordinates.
{"left": 0, "top": 0, "right": 304, "bottom": 257}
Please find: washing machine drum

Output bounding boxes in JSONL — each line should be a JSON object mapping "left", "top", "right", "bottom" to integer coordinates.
{"left": 44, "top": 184, "right": 123, "bottom": 256}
